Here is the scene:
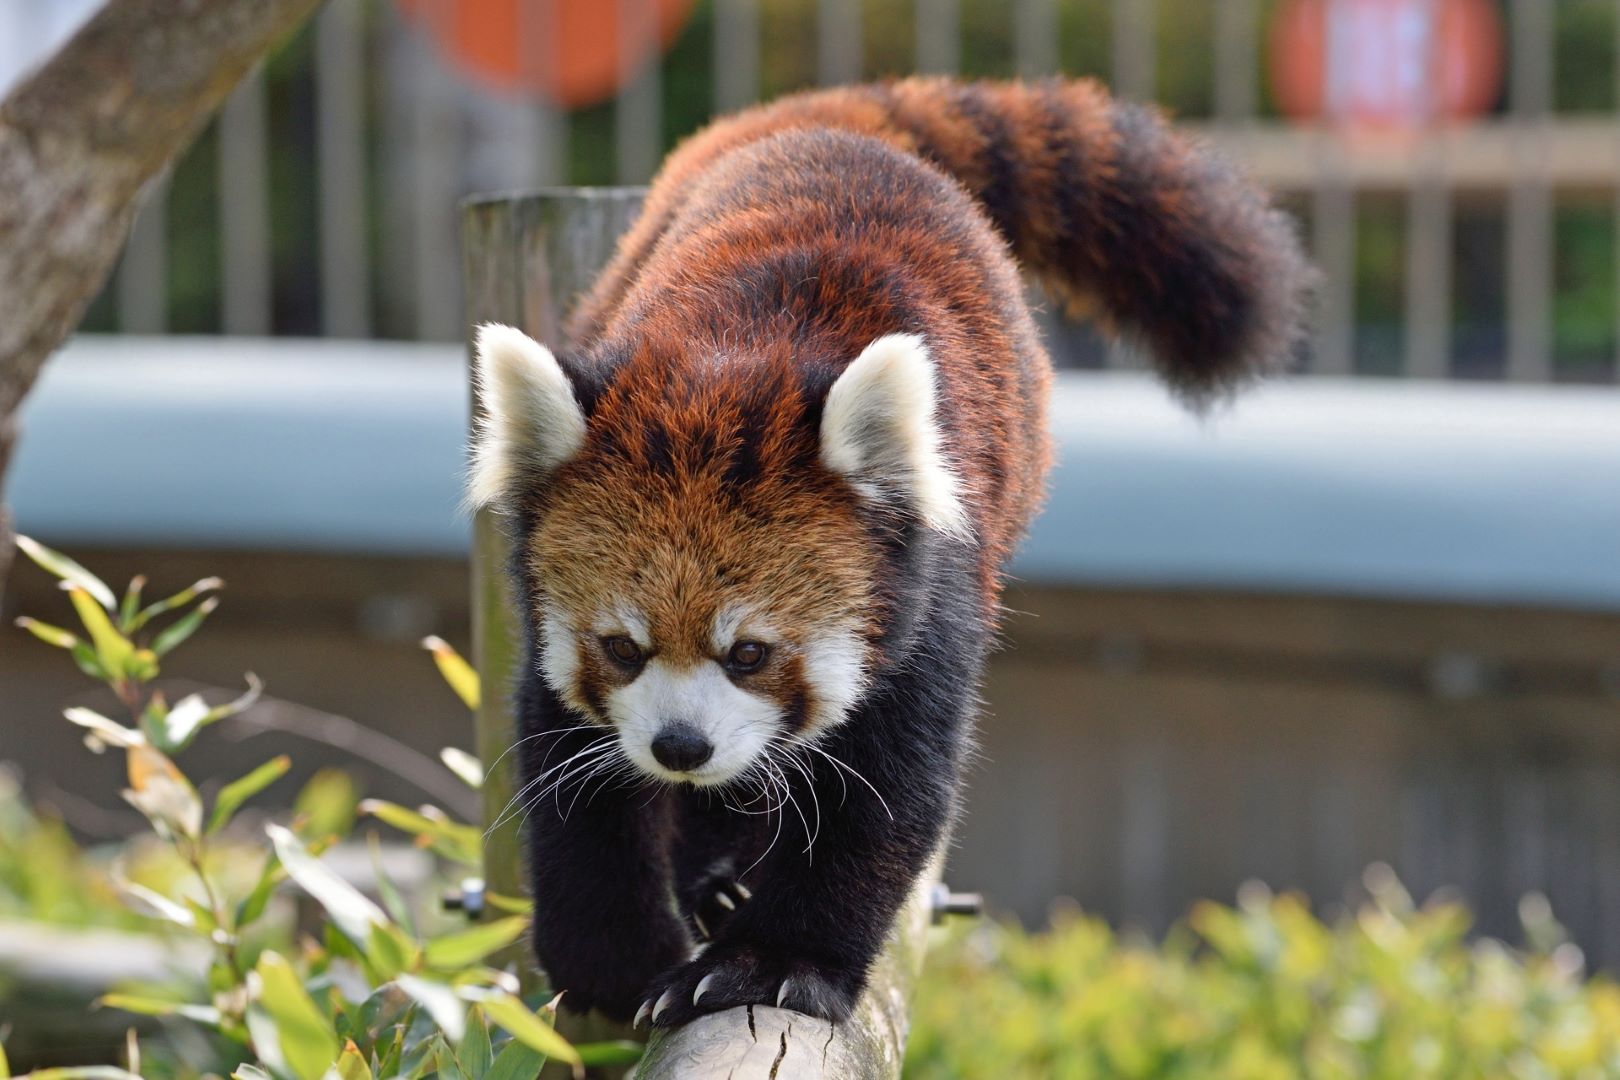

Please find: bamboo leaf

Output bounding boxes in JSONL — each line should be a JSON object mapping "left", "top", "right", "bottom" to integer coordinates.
{"left": 266, "top": 824, "right": 388, "bottom": 944}
{"left": 252, "top": 951, "right": 339, "bottom": 1080}
{"left": 16, "top": 535, "right": 117, "bottom": 610}
{"left": 128, "top": 576, "right": 223, "bottom": 633}
{"left": 357, "top": 800, "right": 481, "bottom": 867}
{"left": 99, "top": 994, "right": 223, "bottom": 1026}
{"left": 422, "top": 637, "right": 480, "bottom": 710}
{"left": 209, "top": 756, "right": 292, "bottom": 834}
{"left": 13, "top": 617, "right": 79, "bottom": 649}
{"left": 476, "top": 992, "right": 579, "bottom": 1067}
{"left": 123, "top": 743, "right": 202, "bottom": 839}
{"left": 483, "top": 1038, "right": 546, "bottom": 1080}
{"left": 458, "top": 1010, "right": 493, "bottom": 1078}
{"left": 118, "top": 575, "right": 146, "bottom": 631}
{"left": 332, "top": 1040, "right": 372, "bottom": 1080}
{"left": 395, "top": 976, "right": 467, "bottom": 1044}
{"left": 423, "top": 917, "right": 530, "bottom": 971}
{"left": 67, "top": 586, "right": 134, "bottom": 678}
{"left": 150, "top": 595, "right": 220, "bottom": 657}
{"left": 439, "top": 747, "right": 484, "bottom": 790}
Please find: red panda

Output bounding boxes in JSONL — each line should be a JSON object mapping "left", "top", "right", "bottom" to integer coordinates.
{"left": 467, "top": 77, "right": 1310, "bottom": 1028}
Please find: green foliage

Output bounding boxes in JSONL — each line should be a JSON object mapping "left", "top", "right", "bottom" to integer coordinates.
{"left": 4, "top": 543, "right": 622, "bottom": 1079}
{"left": 908, "top": 875, "right": 1620, "bottom": 1079}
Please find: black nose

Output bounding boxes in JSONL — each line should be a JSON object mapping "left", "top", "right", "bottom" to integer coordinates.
{"left": 650, "top": 723, "right": 713, "bottom": 772}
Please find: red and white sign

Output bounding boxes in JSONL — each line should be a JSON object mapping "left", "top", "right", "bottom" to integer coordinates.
{"left": 1270, "top": 0, "right": 1503, "bottom": 130}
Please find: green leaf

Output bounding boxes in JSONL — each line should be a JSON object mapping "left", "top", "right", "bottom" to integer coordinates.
{"left": 434, "top": 1042, "right": 467, "bottom": 1080}
{"left": 252, "top": 951, "right": 339, "bottom": 1080}
{"left": 118, "top": 575, "right": 146, "bottom": 631}
{"left": 576, "top": 1041, "right": 647, "bottom": 1067}
{"left": 422, "top": 637, "right": 480, "bottom": 710}
{"left": 439, "top": 747, "right": 484, "bottom": 790}
{"left": 477, "top": 992, "right": 579, "bottom": 1067}
{"left": 157, "top": 693, "right": 210, "bottom": 751}
{"left": 266, "top": 824, "right": 388, "bottom": 944}
{"left": 210, "top": 756, "right": 292, "bottom": 834}
{"left": 396, "top": 976, "right": 467, "bottom": 1043}
{"left": 69, "top": 642, "right": 108, "bottom": 680}
{"left": 364, "top": 923, "right": 419, "bottom": 982}
{"left": 294, "top": 768, "right": 359, "bottom": 841}
{"left": 237, "top": 850, "right": 284, "bottom": 928}
{"left": 357, "top": 800, "right": 481, "bottom": 867}
{"left": 113, "top": 875, "right": 196, "bottom": 927}
{"left": 99, "top": 993, "right": 223, "bottom": 1026}
{"left": 0, "top": 1034, "right": 9, "bottom": 1079}
{"left": 67, "top": 586, "right": 134, "bottom": 680}
{"left": 150, "top": 596, "right": 220, "bottom": 657}
{"left": 15, "top": 1069, "right": 144, "bottom": 1079}
{"left": 458, "top": 1009, "right": 493, "bottom": 1078}
{"left": 366, "top": 831, "right": 416, "bottom": 936}
{"left": 483, "top": 1038, "right": 546, "bottom": 1080}
{"left": 16, "top": 535, "right": 117, "bottom": 610}
{"left": 232, "top": 1064, "right": 272, "bottom": 1080}
{"left": 485, "top": 892, "right": 535, "bottom": 916}
{"left": 13, "top": 617, "right": 79, "bottom": 650}
{"left": 424, "top": 917, "right": 530, "bottom": 971}
{"left": 128, "top": 576, "right": 223, "bottom": 633}
{"left": 333, "top": 1039, "right": 373, "bottom": 1080}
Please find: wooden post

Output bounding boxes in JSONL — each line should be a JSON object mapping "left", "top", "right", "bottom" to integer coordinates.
{"left": 462, "top": 190, "right": 939, "bottom": 1078}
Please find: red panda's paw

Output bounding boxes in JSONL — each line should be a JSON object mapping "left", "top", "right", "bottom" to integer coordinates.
{"left": 636, "top": 943, "right": 861, "bottom": 1028}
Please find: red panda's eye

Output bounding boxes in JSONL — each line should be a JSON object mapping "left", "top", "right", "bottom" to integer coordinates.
{"left": 727, "top": 641, "right": 768, "bottom": 672}
{"left": 603, "top": 636, "right": 644, "bottom": 666}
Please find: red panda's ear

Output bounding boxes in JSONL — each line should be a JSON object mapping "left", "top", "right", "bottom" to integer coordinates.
{"left": 466, "top": 323, "right": 587, "bottom": 511}
{"left": 819, "top": 333, "right": 972, "bottom": 541}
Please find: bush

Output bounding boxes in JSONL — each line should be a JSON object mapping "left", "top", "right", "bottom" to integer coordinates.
{"left": 907, "top": 875, "right": 1620, "bottom": 1079}
{"left": 2, "top": 539, "right": 640, "bottom": 1080}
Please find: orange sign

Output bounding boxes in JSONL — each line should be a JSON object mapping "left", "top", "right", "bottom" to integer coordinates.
{"left": 397, "top": 0, "right": 697, "bottom": 109}
{"left": 1270, "top": 0, "right": 1502, "bottom": 130}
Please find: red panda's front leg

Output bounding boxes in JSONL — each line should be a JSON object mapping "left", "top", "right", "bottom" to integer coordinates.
{"left": 517, "top": 670, "right": 695, "bottom": 1021}
{"left": 637, "top": 656, "right": 972, "bottom": 1028}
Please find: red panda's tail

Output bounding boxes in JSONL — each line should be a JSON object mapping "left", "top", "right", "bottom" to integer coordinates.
{"left": 877, "top": 78, "right": 1312, "bottom": 400}
{"left": 572, "top": 77, "right": 1313, "bottom": 401}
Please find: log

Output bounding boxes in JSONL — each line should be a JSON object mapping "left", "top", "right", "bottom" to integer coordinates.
{"left": 461, "top": 190, "right": 939, "bottom": 1079}
{"left": 0, "top": 0, "right": 325, "bottom": 592}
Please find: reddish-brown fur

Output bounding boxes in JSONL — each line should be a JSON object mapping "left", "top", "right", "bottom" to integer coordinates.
{"left": 532, "top": 78, "right": 1307, "bottom": 643}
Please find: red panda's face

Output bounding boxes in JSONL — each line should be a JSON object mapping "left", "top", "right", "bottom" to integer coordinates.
{"left": 527, "top": 455, "right": 877, "bottom": 785}
{"left": 469, "top": 324, "right": 969, "bottom": 787}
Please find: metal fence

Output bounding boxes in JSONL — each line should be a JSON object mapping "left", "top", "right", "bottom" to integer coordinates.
{"left": 101, "top": 0, "right": 1620, "bottom": 383}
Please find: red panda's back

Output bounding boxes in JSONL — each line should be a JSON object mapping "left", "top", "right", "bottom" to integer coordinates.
{"left": 588, "top": 126, "right": 1053, "bottom": 594}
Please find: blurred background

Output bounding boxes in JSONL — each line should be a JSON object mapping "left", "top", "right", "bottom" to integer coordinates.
{"left": 3, "top": 0, "right": 1619, "bottom": 986}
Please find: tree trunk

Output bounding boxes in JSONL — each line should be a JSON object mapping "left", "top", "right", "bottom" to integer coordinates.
{"left": 0, "top": 0, "right": 326, "bottom": 590}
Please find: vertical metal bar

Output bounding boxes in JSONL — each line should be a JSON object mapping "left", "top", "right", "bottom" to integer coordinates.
{"left": 817, "top": 0, "right": 862, "bottom": 86}
{"left": 1111, "top": 0, "right": 1155, "bottom": 100}
{"left": 1213, "top": 0, "right": 1257, "bottom": 123}
{"left": 617, "top": 0, "right": 663, "bottom": 184}
{"left": 412, "top": 2, "right": 463, "bottom": 342}
{"left": 117, "top": 176, "right": 169, "bottom": 334}
{"left": 378, "top": 1, "right": 417, "bottom": 339}
{"left": 1014, "top": 0, "right": 1058, "bottom": 79}
{"left": 1405, "top": 26, "right": 1452, "bottom": 380}
{"left": 219, "top": 67, "right": 273, "bottom": 336}
{"left": 1613, "top": 0, "right": 1620, "bottom": 381}
{"left": 1405, "top": 170, "right": 1453, "bottom": 379}
{"left": 1313, "top": 138, "right": 1356, "bottom": 375}
{"left": 914, "top": 0, "right": 960, "bottom": 75}
{"left": 315, "top": 0, "right": 372, "bottom": 338}
{"left": 714, "top": 0, "right": 761, "bottom": 111}
{"left": 1506, "top": 0, "right": 1553, "bottom": 381}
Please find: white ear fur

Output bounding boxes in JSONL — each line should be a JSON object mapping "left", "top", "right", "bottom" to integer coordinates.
{"left": 466, "top": 323, "right": 587, "bottom": 511}
{"left": 819, "top": 333, "right": 972, "bottom": 541}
